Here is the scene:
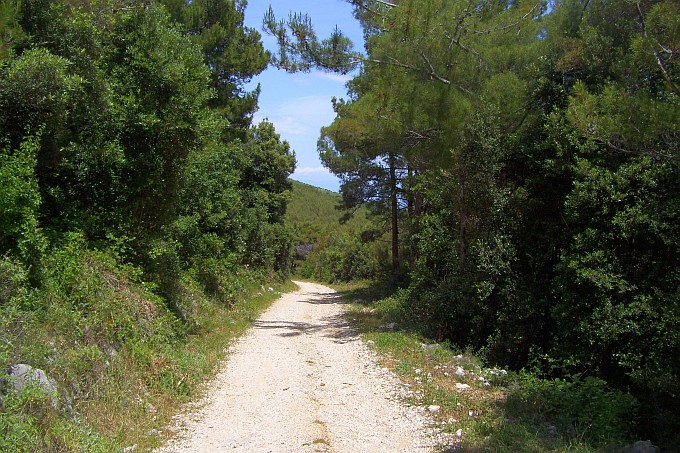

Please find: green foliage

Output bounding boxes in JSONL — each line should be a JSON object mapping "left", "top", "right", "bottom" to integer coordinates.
{"left": 0, "top": 235, "right": 290, "bottom": 450}
{"left": 303, "top": 232, "right": 377, "bottom": 282}
{"left": 507, "top": 374, "right": 636, "bottom": 446}
{"left": 342, "top": 281, "right": 636, "bottom": 451}
{"left": 286, "top": 180, "right": 358, "bottom": 243}
{"left": 263, "top": 6, "right": 358, "bottom": 73}
{"left": 0, "top": 0, "right": 25, "bottom": 59}
{"left": 0, "top": 0, "right": 295, "bottom": 448}
{"left": 160, "top": 0, "right": 269, "bottom": 134}
{"left": 287, "top": 180, "right": 384, "bottom": 282}
{"left": 271, "top": 0, "right": 679, "bottom": 446}
{"left": 0, "top": 133, "right": 46, "bottom": 261}
{"left": 0, "top": 47, "right": 77, "bottom": 147}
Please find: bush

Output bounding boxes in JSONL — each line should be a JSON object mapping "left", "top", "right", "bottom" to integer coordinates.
{"left": 507, "top": 373, "right": 637, "bottom": 446}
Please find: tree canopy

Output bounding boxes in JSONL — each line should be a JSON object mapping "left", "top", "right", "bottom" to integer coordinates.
{"left": 0, "top": 0, "right": 296, "bottom": 301}
{"left": 266, "top": 0, "right": 680, "bottom": 446}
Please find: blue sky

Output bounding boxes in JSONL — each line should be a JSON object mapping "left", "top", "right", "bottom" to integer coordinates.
{"left": 243, "top": 1, "right": 364, "bottom": 192}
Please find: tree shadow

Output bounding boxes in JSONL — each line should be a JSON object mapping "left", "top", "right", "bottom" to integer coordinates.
{"left": 297, "top": 291, "right": 344, "bottom": 305}
{"left": 252, "top": 316, "right": 361, "bottom": 344}
{"left": 333, "top": 280, "right": 396, "bottom": 307}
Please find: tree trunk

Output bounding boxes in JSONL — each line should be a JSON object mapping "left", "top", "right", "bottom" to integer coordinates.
{"left": 459, "top": 177, "right": 467, "bottom": 271}
{"left": 389, "top": 151, "right": 399, "bottom": 271}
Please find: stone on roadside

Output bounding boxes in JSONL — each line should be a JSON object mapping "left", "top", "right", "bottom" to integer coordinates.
{"left": 428, "top": 405, "right": 441, "bottom": 412}
{"left": 6, "top": 364, "right": 73, "bottom": 416}
{"left": 8, "top": 364, "right": 57, "bottom": 395}
{"left": 622, "top": 440, "right": 658, "bottom": 453}
{"left": 455, "top": 383, "right": 471, "bottom": 390}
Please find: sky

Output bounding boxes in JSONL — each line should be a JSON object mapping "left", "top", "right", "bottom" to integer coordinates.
{"left": 243, "top": 1, "right": 365, "bottom": 192}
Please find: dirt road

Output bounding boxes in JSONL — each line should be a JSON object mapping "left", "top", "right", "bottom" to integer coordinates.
{"left": 155, "top": 281, "right": 439, "bottom": 453}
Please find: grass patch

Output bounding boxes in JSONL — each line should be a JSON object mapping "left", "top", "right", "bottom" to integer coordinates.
{"left": 0, "top": 245, "right": 295, "bottom": 452}
{"left": 97, "top": 278, "right": 297, "bottom": 451}
{"left": 334, "top": 281, "right": 636, "bottom": 453}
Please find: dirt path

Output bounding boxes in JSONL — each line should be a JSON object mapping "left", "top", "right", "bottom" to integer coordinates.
{"left": 155, "top": 281, "right": 440, "bottom": 453}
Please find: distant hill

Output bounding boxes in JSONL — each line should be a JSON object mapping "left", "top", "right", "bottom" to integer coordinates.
{"left": 288, "top": 181, "right": 341, "bottom": 240}
{"left": 287, "top": 180, "right": 370, "bottom": 241}
{"left": 286, "top": 179, "right": 373, "bottom": 267}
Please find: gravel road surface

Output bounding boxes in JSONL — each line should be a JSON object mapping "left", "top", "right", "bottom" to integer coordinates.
{"left": 155, "top": 281, "right": 440, "bottom": 452}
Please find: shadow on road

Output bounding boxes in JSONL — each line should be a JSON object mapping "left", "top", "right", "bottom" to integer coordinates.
{"left": 253, "top": 314, "right": 359, "bottom": 344}
{"left": 296, "top": 291, "right": 344, "bottom": 305}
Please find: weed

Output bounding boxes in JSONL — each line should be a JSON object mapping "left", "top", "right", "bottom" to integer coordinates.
{"left": 340, "top": 281, "right": 637, "bottom": 453}
{"left": 1, "top": 241, "right": 294, "bottom": 451}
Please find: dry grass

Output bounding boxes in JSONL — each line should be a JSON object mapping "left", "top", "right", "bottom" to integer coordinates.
{"left": 76, "top": 280, "right": 297, "bottom": 451}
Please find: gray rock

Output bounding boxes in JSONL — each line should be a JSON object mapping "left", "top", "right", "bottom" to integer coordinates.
{"left": 622, "top": 440, "right": 658, "bottom": 453}
{"left": 8, "top": 364, "right": 57, "bottom": 395}
{"left": 545, "top": 423, "right": 558, "bottom": 437}
{"left": 6, "top": 364, "right": 73, "bottom": 416}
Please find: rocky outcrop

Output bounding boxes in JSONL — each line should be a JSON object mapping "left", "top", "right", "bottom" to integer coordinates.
{"left": 4, "top": 364, "right": 73, "bottom": 416}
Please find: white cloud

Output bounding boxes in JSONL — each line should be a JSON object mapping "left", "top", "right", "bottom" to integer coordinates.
{"left": 268, "top": 116, "right": 313, "bottom": 136}
{"left": 294, "top": 166, "right": 332, "bottom": 175}
{"left": 314, "top": 72, "right": 352, "bottom": 84}
{"left": 255, "top": 95, "right": 337, "bottom": 137}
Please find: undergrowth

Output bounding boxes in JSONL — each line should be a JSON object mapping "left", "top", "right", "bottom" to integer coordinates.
{"left": 334, "top": 281, "right": 639, "bottom": 453}
{"left": 0, "top": 238, "right": 294, "bottom": 451}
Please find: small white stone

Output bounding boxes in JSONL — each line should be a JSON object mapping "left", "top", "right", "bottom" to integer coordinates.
{"left": 455, "top": 383, "right": 471, "bottom": 390}
{"left": 455, "top": 429, "right": 463, "bottom": 437}
{"left": 428, "top": 405, "right": 441, "bottom": 412}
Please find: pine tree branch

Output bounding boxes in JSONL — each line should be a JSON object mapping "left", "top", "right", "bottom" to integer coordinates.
{"left": 636, "top": 0, "right": 680, "bottom": 98}
{"left": 472, "top": 1, "right": 543, "bottom": 35}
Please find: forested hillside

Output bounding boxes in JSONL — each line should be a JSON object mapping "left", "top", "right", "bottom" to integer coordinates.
{"left": 0, "top": 0, "right": 295, "bottom": 449}
{"left": 269, "top": 0, "right": 680, "bottom": 447}
{"left": 287, "top": 180, "right": 384, "bottom": 281}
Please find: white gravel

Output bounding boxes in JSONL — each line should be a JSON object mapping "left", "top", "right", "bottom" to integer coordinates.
{"left": 155, "top": 281, "right": 443, "bottom": 453}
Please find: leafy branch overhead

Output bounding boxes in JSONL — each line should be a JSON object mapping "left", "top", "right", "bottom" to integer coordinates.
{"left": 263, "top": 0, "right": 546, "bottom": 85}
{"left": 263, "top": 6, "right": 359, "bottom": 73}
